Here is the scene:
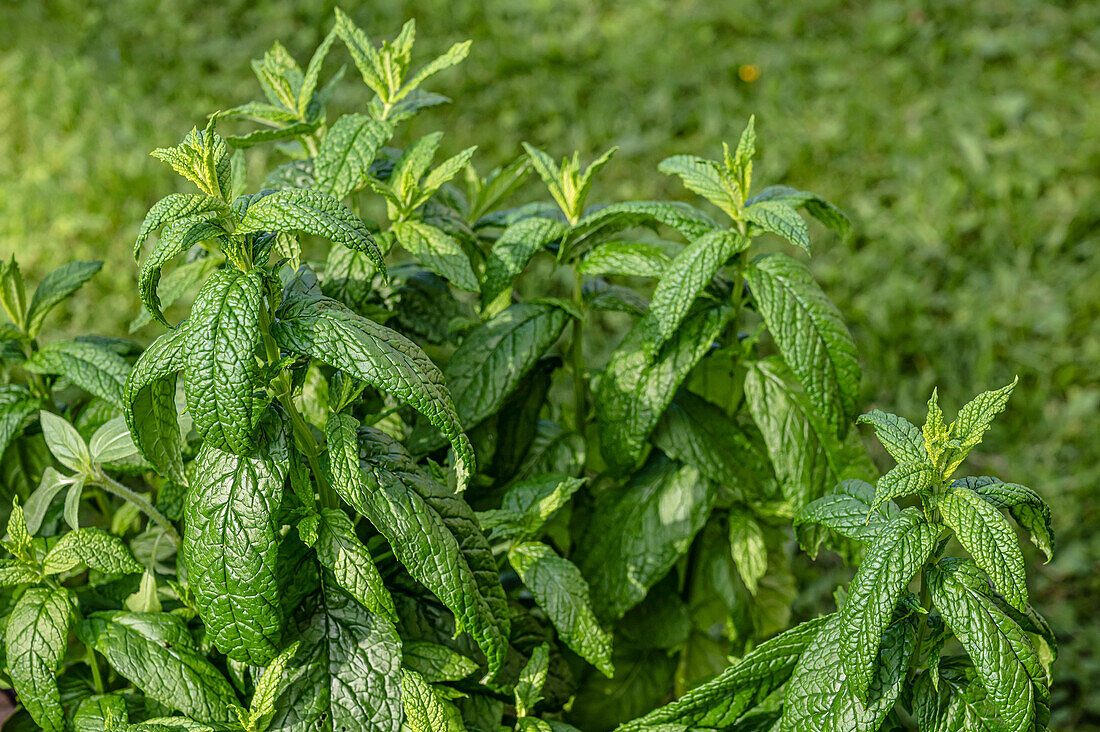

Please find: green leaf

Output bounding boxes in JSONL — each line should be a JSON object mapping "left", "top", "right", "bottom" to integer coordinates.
{"left": 0, "top": 390, "right": 43, "bottom": 465}
{"left": 872, "top": 461, "right": 936, "bottom": 510}
{"left": 744, "top": 200, "right": 810, "bottom": 252}
{"left": 956, "top": 476, "right": 1054, "bottom": 563}
{"left": 393, "top": 220, "right": 478, "bottom": 291}
{"left": 226, "top": 121, "right": 321, "bottom": 149}
{"left": 571, "top": 200, "right": 720, "bottom": 246}
{"left": 41, "top": 528, "right": 143, "bottom": 576}
{"left": 781, "top": 613, "right": 913, "bottom": 732}
{"left": 314, "top": 507, "right": 396, "bottom": 622}
{"left": 441, "top": 302, "right": 569, "bottom": 433}
{"left": 401, "top": 667, "right": 461, "bottom": 732}
{"left": 477, "top": 473, "right": 585, "bottom": 541}
{"left": 184, "top": 424, "right": 287, "bottom": 665}
{"left": 391, "top": 132, "right": 444, "bottom": 203}
{"left": 597, "top": 305, "right": 730, "bottom": 475}
{"left": 25, "top": 339, "right": 131, "bottom": 409}
{"left": 246, "top": 640, "right": 300, "bottom": 732}
{"left": 417, "top": 146, "right": 478, "bottom": 203}
{"left": 24, "top": 261, "right": 102, "bottom": 337}
{"left": 727, "top": 507, "right": 767, "bottom": 595}
{"left": 62, "top": 476, "right": 85, "bottom": 530}
{"left": 184, "top": 268, "right": 264, "bottom": 454}
{"left": 299, "top": 26, "right": 337, "bottom": 116}
{"left": 273, "top": 292, "right": 474, "bottom": 488}
{"left": 658, "top": 155, "right": 739, "bottom": 218}
{"left": 130, "top": 257, "right": 216, "bottom": 333}
{"left": 124, "top": 326, "right": 186, "bottom": 482}
{"left": 928, "top": 559, "right": 1043, "bottom": 732}
{"left": 0, "top": 256, "right": 27, "bottom": 327}
{"left": 5, "top": 588, "right": 70, "bottom": 732}
{"left": 313, "top": 114, "right": 393, "bottom": 200}
{"left": 509, "top": 541, "right": 614, "bottom": 677}
{"left": 22, "top": 467, "right": 67, "bottom": 535}
{"left": 746, "top": 185, "right": 851, "bottom": 239}
{"left": 617, "top": 615, "right": 829, "bottom": 730}
{"left": 945, "top": 378, "right": 1018, "bottom": 473}
{"left": 326, "top": 422, "right": 506, "bottom": 672}
{"left": 578, "top": 240, "right": 673, "bottom": 278}
{"left": 72, "top": 694, "right": 130, "bottom": 731}
{"left": 840, "top": 510, "right": 940, "bottom": 701}
{"left": 150, "top": 120, "right": 232, "bottom": 200}
{"left": 857, "top": 409, "right": 928, "bottom": 466}
{"left": 138, "top": 217, "right": 227, "bottom": 327}
{"left": 268, "top": 585, "right": 403, "bottom": 732}
{"left": 795, "top": 479, "right": 900, "bottom": 551}
{"left": 134, "top": 194, "right": 228, "bottom": 259}
{"left": 576, "top": 457, "right": 714, "bottom": 620}
{"left": 78, "top": 611, "right": 240, "bottom": 723}
{"left": 935, "top": 484, "right": 1028, "bottom": 611}
{"left": 397, "top": 39, "right": 472, "bottom": 101}
{"left": 0, "top": 559, "right": 40, "bottom": 587}
{"left": 39, "top": 410, "right": 91, "bottom": 472}
{"left": 515, "top": 642, "right": 550, "bottom": 717}
{"left": 89, "top": 416, "right": 140, "bottom": 464}
{"left": 236, "top": 189, "right": 384, "bottom": 271}
{"left": 746, "top": 253, "right": 861, "bottom": 435}
{"left": 403, "top": 641, "right": 479, "bottom": 683}
{"left": 481, "top": 217, "right": 567, "bottom": 311}
{"left": 333, "top": 8, "right": 387, "bottom": 98}
{"left": 646, "top": 229, "right": 747, "bottom": 348}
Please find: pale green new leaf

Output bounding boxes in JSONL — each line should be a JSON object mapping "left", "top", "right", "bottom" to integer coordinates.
{"left": 746, "top": 253, "right": 860, "bottom": 435}
{"left": 79, "top": 611, "right": 240, "bottom": 723}
{"left": 314, "top": 507, "right": 396, "bottom": 622}
{"left": 25, "top": 339, "right": 131, "bottom": 409}
{"left": 481, "top": 217, "right": 567, "bottom": 310}
{"left": 944, "top": 378, "right": 1018, "bottom": 474}
{"left": 89, "top": 416, "right": 139, "bottom": 463}
{"left": 25, "top": 261, "right": 102, "bottom": 337}
{"left": 313, "top": 114, "right": 392, "bottom": 200}
{"left": 39, "top": 410, "right": 91, "bottom": 472}
{"left": 570, "top": 200, "right": 719, "bottom": 243}
{"left": 5, "top": 588, "right": 70, "bottom": 732}
{"left": 391, "top": 132, "right": 443, "bottom": 203}
{"left": 956, "top": 476, "right": 1054, "bottom": 563}
{"left": 658, "top": 155, "right": 738, "bottom": 218}
{"left": 477, "top": 473, "right": 585, "bottom": 541}
{"left": 417, "top": 145, "right": 478, "bottom": 202}
{"left": 247, "top": 640, "right": 300, "bottom": 732}
{"left": 597, "top": 305, "right": 730, "bottom": 474}
{"left": 509, "top": 541, "right": 614, "bottom": 677}
{"left": 333, "top": 8, "right": 387, "bottom": 98}
{"left": 273, "top": 292, "right": 474, "bottom": 488}
{"left": 935, "top": 485, "right": 1027, "bottom": 611}
{"left": 150, "top": 120, "right": 231, "bottom": 200}
{"left": 124, "top": 326, "right": 187, "bottom": 482}
{"left": 402, "top": 668, "right": 460, "bottom": 732}
{"left": 646, "top": 229, "right": 747, "bottom": 348}
{"left": 184, "top": 268, "right": 264, "bottom": 454}
{"left": 41, "top": 528, "right": 143, "bottom": 576}
{"left": 576, "top": 458, "right": 714, "bottom": 620}
{"left": 617, "top": 615, "right": 830, "bottom": 729}
{"left": 184, "top": 427, "right": 287, "bottom": 665}
{"left": 397, "top": 40, "right": 472, "bottom": 101}
{"left": 840, "top": 510, "right": 940, "bottom": 701}
{"left": 393, "top": 220, "right": 478, "bottom": 291}
{"left": 857, "top": 409, "right": 928, "bottom": 466}
{"left": 728, "top": 507, "right": 767, "bottom": 595}
{"left": 0, "top": 559, "right": 40, "bottom": 587}
{"left": 928, "top": 559, "right": 1042, "bottom": 732}
{"left": 515, "top": 643, "right": 550, "bottom": 717}
{"left": 236, "top": 189, "right": 384, "bottom": 271}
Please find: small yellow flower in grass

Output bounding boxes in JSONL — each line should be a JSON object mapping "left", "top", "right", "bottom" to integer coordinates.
{"left": 738, "top": 64, "right": 761, "bottom": 82}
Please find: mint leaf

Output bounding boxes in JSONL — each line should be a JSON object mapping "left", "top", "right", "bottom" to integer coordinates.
{"left": 41, "top": 528, "right": 143, "bottom": 576}
{"left": 124, "top": 326, "right": 187, "bottom": 482}
{"left": 478, "top": 473, "right": 585, "bottom": 541}
{"left": 138, "top": 217, "right": 227, "bottom": 327}
{"left": 403, "top": 641, "right": 478, "bottom": 683}
{"left": 39, "top": 410, "right": 91, "bottom": 472}
{"left": 956, "top": 476, "right": 1054, "bottom": 563}
{"left": 5, "top": 588, "right": 70, "bottom": 731}
{"left": 314, "top": 507, "right": 396, "bottom": 622}
{"left": 481, "top": 217, "right": 567, "bottom": 311}
{"left": 25, "top": 339, "right": 132, "bottom": 409}
{"left": 857, "top": 409, "right": 928, "bottom": 466}
{"left": 25, "top": 261, "right": 103, "bottom": 337}
{"left": 393, "top": 220, "right": 478, "bottom": 291}
{"left": 872, "top": 461, "right": 936, "bottom": 510}
{"left": 728, "top": 507, "right": 768, "bottom": 595}
{"left": 744, "top": 200, "right": 810, "bottom": 252}
{"left": 578, "top": 240, "right": 672, "bottom": 278}
{"left": 795, "top": 479, "right": 900, "bottom": 552}
{"left": 313, "top": 114, "right": 392, "bottom": 200}
{"left": 515, "top": 642, "right": 550, "bottom": 717}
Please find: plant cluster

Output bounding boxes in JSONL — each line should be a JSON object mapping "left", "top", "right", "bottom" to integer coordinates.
{"left": 0, "top": 9, "right": 1055, "bottom": 732}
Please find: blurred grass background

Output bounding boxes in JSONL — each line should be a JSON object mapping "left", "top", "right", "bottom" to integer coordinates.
{"left": 2, "top": 0, "right": 1098, "bottom": 725}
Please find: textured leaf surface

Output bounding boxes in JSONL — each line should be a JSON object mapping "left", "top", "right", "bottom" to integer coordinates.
{"left": 658, "top": 155, "right": 738, "bottom": 216}
{"left": 313, "top": 113, "right": 392, "bottom": 199}
{"left": 184, "top": 426, "right": 287, "bottom": 665}
{"left": 268, "top": 586, "right": 403, "bottom": 732}
{"left": 314, "top": 507, "right": 396, "bottom": 622}
{"left": 928, "top": 559, "right": 1041, "bottom": 732}
{"left": 393, "top": 220, "right": 478, "bottom": 291}
{"left": 134, "top": 193, "right": 227, "bottom": 258}
{"left": 41, "top": 528, "right": 143, "bottom": 576}
{"left": 138, "top": 217, "right": 226, "bottom": 326}
{"left": 597, "top": 305, "right": 729, "bottom": 474}
{"left": 5, "top": 588, "right": 70, "bottom": 731}
{"left": 957, "top": 476, "right": 1054, "bottom": 562}
{"left": 274, "top": 292, "right": 473, "bottom": 487}
{"left": 951, "top": 378, "right": 1017, "bottom": 452}
{"left": 857, "top": 409, "right": 928, "bottom": 466}
{"left": 840, "top": 510, "right": 939, "bottom": 700}
{"left": 0, "top": 387, "right": 43, "bottom": 461}
{"left": 236, "top": 189, "right": 383, "bottom": 270}
{"left": 745, "top": 185, "right": 851, "bottom": 238}
{"left": 403, "top": 641, "right": 478, "bottom": 683}
{"left": 936, "top": 485, "right": 1028, "bottom": 611}
{"left": 326, "top": 422, "right": 505, "bottom": 672}
{"left": 481, "top": 217, "right": 567, "bottom": 309}
{"left": 746, "top": 253, "right": 860, "bottom": 435}
{"left": 79, "top": 611, "right": 239, "bottom": 723}
{"left": 872, "top": 461, "right": 935, "bottom": 510}
{"left": 124, "top": 326, "right": 186, "bottom": 481}
{"left": 617, "top": 615, "right": 829, "bottom": 729}
{"left": 402, "top": 668, "right": 458, "bottom": 732}
{"left": 184, "top": 268, "right": 264, "bottom": 454}
{"left": 576, "top": 457, "right": 714, "bottom": 620}
{"left": 728, "top": 507, "right": 768, "bottom": 594}
{"left": 578, "top": 241, "right": 672, "bottom": 278}
{"left": 25, "top": 261, "right": 102, "bottom": 336}
{"left": 781, "top": 614, "right": 913, "bottom": 732}
{"left": 509, "top": 541, "right": 613, "bottom": 676}
{"left": 646, "top": 229, "right": 746, "bottom": 348}
{"left": 744, "top": 200, "right": 810, "bottom": 252}
{"left": 795, "top": 479, "right": 900, "bottom": 548}
{"left": 478, "top": 473, "right": 585, "bottom": 541}
{"left": 25, "top": 339, "right": 131, "bottom": 409}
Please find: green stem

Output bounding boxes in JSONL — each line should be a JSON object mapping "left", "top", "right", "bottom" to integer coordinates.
{"left": 570, "top": 263, "right": 587, "bottom": 436}
{"left": 84, "top": 644, "right": 105, "bottom": 694}
{"left": 95, "top": 472, "right": 180, "bottom": 549}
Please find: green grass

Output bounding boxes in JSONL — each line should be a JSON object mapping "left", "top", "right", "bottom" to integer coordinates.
{"left": 3, "top": 0, "right": 1098, "bottom": 724}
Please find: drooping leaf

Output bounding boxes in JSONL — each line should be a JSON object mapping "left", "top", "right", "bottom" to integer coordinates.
{"left": 313, "top": 507, "right": 396, "bottom": 623}
{"left": 956, "top": 476, "right": 1054, "bottom": 563}
{"left": 576, "top": 456, "right": 714, "bottom": 620}
{"left": 509, "top": 541, "right": 613, "bottom": 677}
{"left": 5, "top": 588, "right": 70, "bottom": 732}
{"left": 184, "top": 268, "right": 264, "bottom": 454}
{"left": 795, "top": 479, "right": 900, "bottom": 553}
{"left": 184, "top": 421, "right": 287, "bottom": 664}
{"left": 745, "top": 185, "right": 850, "bottom": 239}
{"left": 138, "top": 217, "right": 227, "bottom": 327}
{"left": 79, "top": 611, "right": 239, "bottom": 723}
{"left": 124, "top": 326, "right": 187, "bottom": 482}
{"left": 0, "top": 388, "right": 44, "bottom": 462}
{"left": 746, "top": 253, "right": 860, "bottom": 435}
{"left": 274, "top": 292, "right": 474, "bottom": 487}
{"left": 134, "top": 193, "right": 228, "bottom": 259}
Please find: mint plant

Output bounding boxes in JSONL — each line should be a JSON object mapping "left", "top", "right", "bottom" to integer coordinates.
{"left": 0, "top": 8, "right": 1054, "bottom": 732}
